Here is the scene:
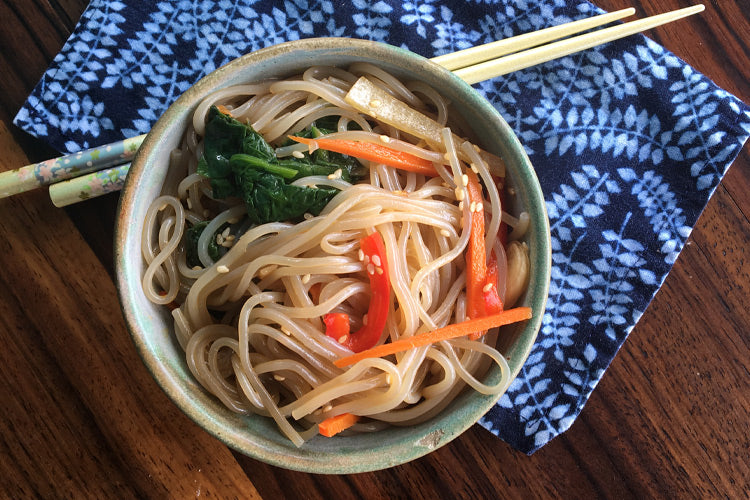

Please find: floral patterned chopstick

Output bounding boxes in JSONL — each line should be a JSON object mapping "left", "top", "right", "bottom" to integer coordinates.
{"left": 48, "top": 163, "right": 131, "bottom": 207}
{"left": 0, "top": 133, "right": 145, "bottom": 199}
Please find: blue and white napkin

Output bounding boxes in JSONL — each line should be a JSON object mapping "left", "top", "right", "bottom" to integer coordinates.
{"left": 15, "top": 0, "right": 750, "bottom": 454}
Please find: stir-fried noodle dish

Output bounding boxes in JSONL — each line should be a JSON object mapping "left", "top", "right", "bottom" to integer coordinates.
{"left": 142, "top": 63, "right": 532, "bottom": 446}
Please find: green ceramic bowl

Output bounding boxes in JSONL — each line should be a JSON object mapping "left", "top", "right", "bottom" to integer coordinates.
{"left": 115, "top": 37, "right": 550, "bottom": 474}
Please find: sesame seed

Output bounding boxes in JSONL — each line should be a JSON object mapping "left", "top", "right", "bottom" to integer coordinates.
{"left": 273, "top": 374, "right": 286, "bottom": 381}
{"left": 470, "top": 163, "right": 479, "bottom": 173}
{"left": 483, "top": 283, "right": 494, "bottom": 293}
{"left": 304, "top": 213, "right": 314, "bottom": 220}
{"left": 227, "top": 217, "right": 239, "bottom": 224}
{"left": 323, "top": 404, "right": 333, "bottom": 412}
{"left": 375, "top": 266, "right": 383, "bottom": 275}
{"left": 367, "top": 263, "right": 375, "bottom": 275}
{"left": 301, "top": 274, "right": 311, "bottom": 284}
{"left": 474, "top": 144, "right": 480, "bottom": 152}
{"left": 158, "top": 203, "right": 168, "bottom": 211}
{"left": 313, "top": 409, "right": 322, "bottom": 416}
{"left": 470, "top": 202, "right": 477, "bottom": 212}
{"left": 362, "top": 314, "right": 368, "bottom": 326}
{"left": 358, "top": 249, "right": 365, "bottom": 261}
{"left": 443, "top": 153, "right": 451, "bottom": 161}
{"left": 221, "top": 240, "right": 234, "bottom": 248}
{"left": 372, "top": 254, "right": 381, "bottom": 267}
{"left": 440, "top": 229, "right": 450, "bottom": 237}
{"left": 455, "top": 188, "right": 465, "bottom": 201}
{"left": 363, "top": 255, "right": 370, "bottom": 265}
{"left": 338, "top": 335, "right": 348, "bottom": 344}
{"left": 216, "top": 265, "right": 229, "bottom": 274}
{"left": 186, "top": 198, "right": 193, "bottom": 209}
{"left": 379, "top": 135, "right": 391, "bottom": 143}
{"left": 458, "top": 201, "right": 464, "bottom": 211}
{"left": 461, "top": 174, "right": 469, "bottom": 187}
{"left": 225, "top": 235, "right": 235, "bottom": 241}
{"left": 369, "top": 99, "right": 381, "bottom": 108}
{"left": 327, "top": 168, "right": 342, "bottom": 180}
{"left": 192, "top": 265, "right": 203, "bottom": 271}
{"left": 281, "top": 327, "right": 291, "bottom": 336}
{"left": 476, "top": 202, "right": 483, "bottom": 212}
{"left": 222, "top": 227, "right": 231, "bottom": 238}
{"left": 292, "top": 150, "right": 305, "bottom": 159}
{"left": 216, "top": 234, "right": 224, "bottom": 245}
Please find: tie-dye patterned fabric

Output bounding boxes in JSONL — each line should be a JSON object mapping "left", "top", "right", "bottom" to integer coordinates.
{"left": 15, "top": 0, "right": 750, "bottom": 453}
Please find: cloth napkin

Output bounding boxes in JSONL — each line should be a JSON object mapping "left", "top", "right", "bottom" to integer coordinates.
{"left": 15, "top": 0, "right": 750, "bottom": 454}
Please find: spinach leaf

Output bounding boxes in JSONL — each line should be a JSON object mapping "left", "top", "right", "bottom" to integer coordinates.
{"left": 198, "top": 106, "right": 367, "bottom": 224}
{"left": 233, "top": 167, "right": 339, "bottom": 225}
{"left": 184, "top": 221, "right": 226, "bottom": 268}
{"left": 199, "top": 108, "right": 249, "bottom": 199}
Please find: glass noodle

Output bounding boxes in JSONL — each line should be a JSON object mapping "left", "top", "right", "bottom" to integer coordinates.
{"left": 141, "top": 63, "right": 531, "bottom": 446}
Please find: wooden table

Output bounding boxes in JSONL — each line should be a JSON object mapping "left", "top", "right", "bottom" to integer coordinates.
{"left": 1, "top": 1, "right": 748, "bottom": 498}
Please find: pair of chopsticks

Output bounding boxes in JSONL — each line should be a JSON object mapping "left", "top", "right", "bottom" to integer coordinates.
{"left": 0, "top": 4, "right": 705, "bottom": 207}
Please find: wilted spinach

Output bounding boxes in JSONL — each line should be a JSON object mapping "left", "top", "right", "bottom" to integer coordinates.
{"left": 197, "top": 106, "right": 366, "bottom": 224}
{"left": 184, "top": 221, "right": 228, "bottom": 268}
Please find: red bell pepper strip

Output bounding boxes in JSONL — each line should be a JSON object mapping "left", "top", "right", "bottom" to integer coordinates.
{"left": 324, "top": 313, "right": 350, "bottom": 342}
{"left": 482, "top": 251, "right": 504, "bottom": 317}
{"left": 338, "top": 231, "right": 391, "bottom": 353}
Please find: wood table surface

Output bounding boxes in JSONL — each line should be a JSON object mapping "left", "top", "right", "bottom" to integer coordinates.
{"left": 1, "top": 1, "right": 748, "bottom": 498}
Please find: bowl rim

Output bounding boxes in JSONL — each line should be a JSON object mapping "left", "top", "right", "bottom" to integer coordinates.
{"left": 114, "top": 37, "right": 551, "bottom": 473}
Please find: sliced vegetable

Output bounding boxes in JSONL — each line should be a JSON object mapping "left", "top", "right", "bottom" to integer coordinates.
{"left": 289, "top": 136, "right": 438, "bottom": 176}
{"left": 318, "top": 412, "right": 360, "bottom": 437}
{"left": 339, "top": 231, "right": 391, "bottom": 353}
{"left": 324, "top": 313, "right": 350, "bottom": 342}
{"left": 344, "top": 76, "right": 447, "bottom": 148}
{"left": 333, "top": 307, "right": 533, "bottom": 368}
{"left": 465, "top": 170, "right": 488, "bottom": 333}
{"left": 504, "top": 241, "right": 531, "bottom": 309}
{"left": 482, "top": 252, "right": 504, "bottom": 317}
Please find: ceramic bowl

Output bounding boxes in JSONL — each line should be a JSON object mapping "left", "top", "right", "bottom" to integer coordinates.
{"left": 115, "top": 37, "right": 550, "bottom": 474}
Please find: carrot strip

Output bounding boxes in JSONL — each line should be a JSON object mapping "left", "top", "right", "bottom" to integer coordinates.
{"left": 289, "top": 136, "right": 439, "bottom": 176}
{"left": 333, "top": 307, "right": 532, "bottom": 368}
{"left": 318, "top": 412, "right": 360, "bottom": 437}
{"left": 465, "top": 170, "right": 488, "bottom": 339}
{"left": 216, "top": 104, "right": 233, "bottom": 116}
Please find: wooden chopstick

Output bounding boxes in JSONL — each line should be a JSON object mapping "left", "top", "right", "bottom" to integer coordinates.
{"left": 451, "top": 4, "right": 705, "bottom": 85}
{"left": 0, "top": 5, "right": 706, "bottom": 205}
{"left": 432, "top": 7, "right": 636, "bottom": 71}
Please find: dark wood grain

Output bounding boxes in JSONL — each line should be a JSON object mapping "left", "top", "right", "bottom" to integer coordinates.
{"left": 0, "top": 0, "right": 747, "bottom": 498}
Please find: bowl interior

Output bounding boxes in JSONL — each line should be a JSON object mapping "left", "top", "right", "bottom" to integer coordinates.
{"left": 115, "top": 37, "right": 550, "bottom": 474}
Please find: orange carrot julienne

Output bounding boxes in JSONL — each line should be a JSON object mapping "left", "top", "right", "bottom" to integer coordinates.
{"left": 465, "top": 170, "right": 488, "bottom": 340}
{"left": 465, "top": 170, "right": 486, "bottom": 315}
{"left": 318, "top": 412, "right": 360, "bottom": 437}
{"left": 216, "top": 104, "right": 233, "bottom": 116}
{"left": 333, "top": 307, "right": 532, "bottom": 368}
{"left": 289, "top": 135, "right": 439, "bottom": 176}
